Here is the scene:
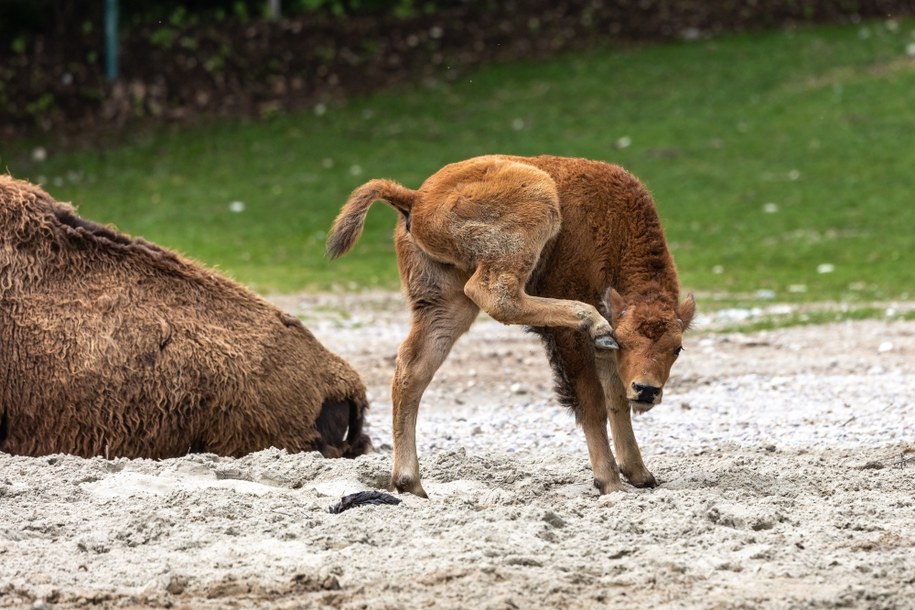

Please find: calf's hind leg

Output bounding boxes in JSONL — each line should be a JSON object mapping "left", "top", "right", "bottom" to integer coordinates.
{"left": 463, "top": 263, "right": 615, "bottom": 348}
{"left": 391, "top": 278, "right": 480, "bottom": 498}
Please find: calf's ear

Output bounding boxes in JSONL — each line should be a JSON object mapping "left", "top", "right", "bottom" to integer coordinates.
{"left": 600, "top": 287, "right": 627, "bottom": 325}
{"left": 677, "top": 294, "right": 696, "bottom": 331}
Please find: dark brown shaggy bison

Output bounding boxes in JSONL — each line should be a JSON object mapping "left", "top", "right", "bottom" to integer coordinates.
{"left": 0, "top": 175, "right": 372, "bottom": 459}
{"left": 328, "top": 155, "right": 694, "bottom": 497}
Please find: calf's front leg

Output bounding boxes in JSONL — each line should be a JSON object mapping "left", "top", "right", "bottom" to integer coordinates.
{"left": 595, "top": 351, "right": 657, "bottom": 488}
{"left": 577, "top": 374, "right": 626, "bottom": 494}
{"left": 543, "top": 329, "right": 625, "bottom": 494}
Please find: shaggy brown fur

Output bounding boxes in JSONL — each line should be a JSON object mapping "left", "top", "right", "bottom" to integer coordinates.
{"left": 0, "top": 176, "right": 372, "bottom": 459}
{"left": 328, "top": 155, "right": 694, "bottom": 497}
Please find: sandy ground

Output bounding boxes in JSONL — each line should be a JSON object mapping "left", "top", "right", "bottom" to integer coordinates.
{"left": 2, "top": 292, "right": 914, "bottom": 610}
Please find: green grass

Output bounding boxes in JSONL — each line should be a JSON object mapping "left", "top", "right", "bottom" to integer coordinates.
{"left": 2, "top": 19, "right": 914, "bottom": 305}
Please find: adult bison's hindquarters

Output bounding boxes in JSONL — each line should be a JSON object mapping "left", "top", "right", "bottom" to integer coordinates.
{"left": 0, "top": 176, "right": 372, "bottom": 460}
{"left": 328, "top": 155, "right": 693, "bottom": 497}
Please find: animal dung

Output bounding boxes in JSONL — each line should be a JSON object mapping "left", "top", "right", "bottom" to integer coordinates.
{"left": 327, "top": 491, "right": 403, "bottom": 514}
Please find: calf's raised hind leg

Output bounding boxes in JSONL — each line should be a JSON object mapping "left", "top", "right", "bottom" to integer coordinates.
{"left": 463, "top": 264, "right": 616, "bottom": 349}
{"left": 391, "top": 286, "right": 479, "bottom": 498}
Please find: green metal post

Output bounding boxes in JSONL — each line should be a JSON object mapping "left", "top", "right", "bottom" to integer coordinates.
{"left": 105, "top": 0, "right": 119, "bottom": 81}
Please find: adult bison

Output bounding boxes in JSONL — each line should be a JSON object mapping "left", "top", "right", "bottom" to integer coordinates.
{"left": 0, "top": 175, "right": 371, "bottom": 459}
{"left": 328, "top": 155, "right": 694, "bottom": 497}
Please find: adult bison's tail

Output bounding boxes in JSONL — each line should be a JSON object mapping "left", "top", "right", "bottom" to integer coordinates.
{"left": 343, "top": 394, "right": 373, "bottom": 458}
{"left": 326, "top": 178, "right": 418, "bottom": 259}
{"left": 315, "top": 394, "right": 373, "bottom": 458}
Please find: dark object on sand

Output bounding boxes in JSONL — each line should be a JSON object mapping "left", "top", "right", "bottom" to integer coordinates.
{"left": 328, "top": 491, "right": 403, "bottom": 514}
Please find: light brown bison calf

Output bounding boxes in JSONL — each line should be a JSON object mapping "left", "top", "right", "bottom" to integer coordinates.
{"left": 0, "top": 176, "right": 371, "bottom": 459}
{"left": 328, "top": 155, "right": 694, "bottom": 497}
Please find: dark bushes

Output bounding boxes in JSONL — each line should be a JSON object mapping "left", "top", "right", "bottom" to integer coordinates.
{"left": 2, "top": 0, "right": 913, "bottom": 138}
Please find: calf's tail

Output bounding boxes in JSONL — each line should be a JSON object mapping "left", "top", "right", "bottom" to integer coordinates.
{"left": 326, "top": 178, "right": 418, "bottom": 259}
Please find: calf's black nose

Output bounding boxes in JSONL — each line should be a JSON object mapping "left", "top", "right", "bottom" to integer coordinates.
{"left": 632, "top": 383, "right": 661, "bottom": 402}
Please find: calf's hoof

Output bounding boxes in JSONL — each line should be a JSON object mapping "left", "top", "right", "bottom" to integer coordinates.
{"left": 594, "top": 477, "right": 626, "bottom": 495}
{"left": 391, "top": 474, "right": 429, "bottom": 499}
{"left": 622, "top": 468, "right": 658, "bottom": 489}
{"left": 594, "top": 333, "right": 619, "bottom": 350}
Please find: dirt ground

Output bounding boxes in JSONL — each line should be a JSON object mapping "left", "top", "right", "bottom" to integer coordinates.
{"left": 2, "top": 292, "right": 913, "bottom": 610}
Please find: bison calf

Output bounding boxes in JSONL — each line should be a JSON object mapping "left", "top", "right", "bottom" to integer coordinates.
{"left": 328, "top": 155, "right": 694, "bottom": 497}
{"left": 0, "top": 176, "right": 371, "bottom": 459}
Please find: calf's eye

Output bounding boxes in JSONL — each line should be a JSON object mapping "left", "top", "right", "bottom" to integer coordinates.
{"left": 673, "top": 346, "right": 684, "bottom": 356}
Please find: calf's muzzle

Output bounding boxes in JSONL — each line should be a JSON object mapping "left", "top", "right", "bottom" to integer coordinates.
{"left": 631, "top": 382, "right": 662, "bottom": 403}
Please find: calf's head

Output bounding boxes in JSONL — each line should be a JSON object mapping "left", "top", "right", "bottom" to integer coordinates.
{"left": 600, "top": 288, "right": 695, "bottom": 413}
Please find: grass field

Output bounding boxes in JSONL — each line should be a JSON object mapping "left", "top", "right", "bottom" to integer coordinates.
{"left": 3, "top": 18, "right": 914, "bottom": 311}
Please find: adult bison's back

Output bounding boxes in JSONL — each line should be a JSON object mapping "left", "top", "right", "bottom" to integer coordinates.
{"left": 0, "top": 176, "right": 371, "bottom": 459}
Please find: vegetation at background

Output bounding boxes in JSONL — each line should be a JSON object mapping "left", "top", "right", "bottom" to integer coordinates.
{"left": 5, "top": 0, "right": 909, "bottom": 137}
{"left": 0, "top": 0, "right": 435, "bottom": 38}
{"left": 2, "top": 19, "right": 914, "bottom": 311}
